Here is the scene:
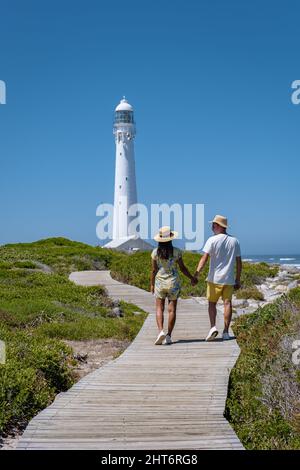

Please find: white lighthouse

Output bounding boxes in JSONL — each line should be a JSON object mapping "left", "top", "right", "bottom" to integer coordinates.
{"left": 112, "top": 97, "right": 137, "bottom": 239}
{"left": 104, "top": 97, "right": 153, "bottom": 252}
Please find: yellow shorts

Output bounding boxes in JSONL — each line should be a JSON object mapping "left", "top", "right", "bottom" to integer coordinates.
{"left": 206, "top": 282, "right": 234, "bottom": 303}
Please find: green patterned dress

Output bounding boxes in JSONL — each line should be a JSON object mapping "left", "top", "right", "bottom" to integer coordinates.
{"left": 151, "top": 247, "right": 182, "bottom": 300}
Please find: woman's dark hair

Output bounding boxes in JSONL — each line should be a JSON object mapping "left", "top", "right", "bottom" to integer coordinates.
{"left": 157, "top": 240, "right": 173, "bottom": 260}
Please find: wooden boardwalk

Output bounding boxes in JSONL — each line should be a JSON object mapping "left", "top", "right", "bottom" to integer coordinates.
{"left": 18, "top": 271, "right": 243, "bottom": 450}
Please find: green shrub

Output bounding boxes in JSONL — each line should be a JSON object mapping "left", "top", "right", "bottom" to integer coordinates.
{"left": 241, "top": 262, "right": 278, "bottom": 287}
{"left": 110, "top": 249, "right": 278, "bottom": 298}
{"left": 14, "top": 261, "right": 37, "bottom": 269}
{"left": 0, "top": 238, "right": 147, "bottom": 437}
{"left": 236, "top": 286, "right": 264, "bottom": 301}
{"left": 0, "top": 237, "right": 115, "bottom": 275}
{"left": 226, "top": 288, "right": 300, "bottom": 449}
{"left": 0, "top": 327, "right": 74, "bottom": 433}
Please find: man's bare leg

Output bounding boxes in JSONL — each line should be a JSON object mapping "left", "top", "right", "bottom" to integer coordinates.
{"left": 156, "top": 298, "right": 165, "bottom": 331}
{"left": 223, "top": 299, "right": 232, "bottom": 333}
{"left": 208, "top": 301, "right": 217, "bottom": 328}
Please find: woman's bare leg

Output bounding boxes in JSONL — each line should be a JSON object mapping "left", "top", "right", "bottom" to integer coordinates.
{"left": 167, "top": 299, "right": 178, "bottom": 336}
{"left": 156, "top": 298, "right": 165, "bottom": 331}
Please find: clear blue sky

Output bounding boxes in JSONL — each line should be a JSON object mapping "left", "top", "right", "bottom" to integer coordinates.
{"left": 0, "top": 0, "right": 299, "bottom": 254}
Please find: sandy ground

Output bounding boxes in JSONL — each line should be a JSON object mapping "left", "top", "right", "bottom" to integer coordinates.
{"left": 0, "top": 338, "right": 130, "bottom": 450}
{"left": 64, "top": 338, "right": 131, "bottom": 380}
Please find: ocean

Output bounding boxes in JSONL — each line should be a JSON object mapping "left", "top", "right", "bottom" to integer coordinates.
{"left": 243, "top": 255, "right": 300, "bottom": 269}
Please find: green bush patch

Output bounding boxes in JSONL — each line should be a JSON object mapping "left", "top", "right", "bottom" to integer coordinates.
{"left": 0, "top": 238, "right": 147, "bottom": 437}
{"left": 226, "top": 288, "right": 300, "bottom": 449}
{"left": 110, "top": 250, "right": 278, "bottom": 299}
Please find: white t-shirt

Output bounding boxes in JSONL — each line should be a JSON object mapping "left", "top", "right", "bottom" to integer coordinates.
{"left": 202, "top": 233, "right": 241, "bottom": 285}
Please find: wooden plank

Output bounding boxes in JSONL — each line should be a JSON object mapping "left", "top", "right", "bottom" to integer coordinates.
{"left": 17, "top": 270, "right": 243, "bottom": 450}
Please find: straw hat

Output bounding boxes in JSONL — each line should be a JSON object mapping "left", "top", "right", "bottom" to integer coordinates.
{"left": 209, "top": 215, "right": 228, "bottom": 228}
{"left": 154, "top": 226, "right": 178, "bottom": 243}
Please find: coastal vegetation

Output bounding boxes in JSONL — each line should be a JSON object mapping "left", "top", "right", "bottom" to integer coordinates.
{"left": 226, "top": 287, "right": 300, "bottom": 449}
{"left": 109, "top": 249, "right": 279, "bottom": 297}
{"left": 0, "top": 238, "right": 146, "bottom": 438}
{"left": 0, "top": 237, "right": 284, "bottom": 445}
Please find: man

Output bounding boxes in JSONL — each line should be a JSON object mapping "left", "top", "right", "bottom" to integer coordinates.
{"left": 193, "top": 215, "right": 242, "bottom": 341}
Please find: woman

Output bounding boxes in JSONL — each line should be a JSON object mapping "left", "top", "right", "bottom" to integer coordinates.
{"left": 151, "top": 226, "right": 196, "bottom": 345}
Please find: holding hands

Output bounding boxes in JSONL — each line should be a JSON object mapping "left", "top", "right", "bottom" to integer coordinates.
{"left": 190, "top": 271, "right": 199, "bottom": 286}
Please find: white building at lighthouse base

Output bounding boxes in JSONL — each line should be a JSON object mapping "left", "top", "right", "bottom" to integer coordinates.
{"left": 104, "top": 234, "right": 153, "bottom": 253}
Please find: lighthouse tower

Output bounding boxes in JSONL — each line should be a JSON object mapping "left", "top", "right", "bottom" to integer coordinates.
{"left": 112, "top": 97, "right": 137, "bottom": 239}
{"left": 104, "top": 97, "right": 153, "bottom": 252}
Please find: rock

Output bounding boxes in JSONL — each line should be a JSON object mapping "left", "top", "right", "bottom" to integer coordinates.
{"left": 247, "top": 300, "right": 262, "bottom": 309}
{"left": 232, "top": 267, "right": 300, "bottom": 316}
{"left": 74, "top": 353, "right": 88, "bottom": 363}
{"left": 113, "top": 307, "right": 123, "bottom": 316}
{"left": 112, "top": 300, "right": 121, "bottom": 307}
{"left": 275, "top": 284, "right": 288, "bottom": 292}
{"left": 287, "top": 280, "right": 298, "bottom": 291}
{"left": 234, "top": 306, "right": 257, "bottom": 317}
{"left": 281, "top": 265, "right": 300, "bottom": 275}
{"left": 108, "top": 307, "right": 123, "bottom": 318}
{"left": 278, "top": 270, "right": 289, "bottom": 279}
{"left": 260, "top": 283, "right": 268, "bottom": 290}
{"left": 266, "top": 276, "right": 277, "bottom": 282}
{"left": 265, "top": 291, "right": 281, "bottom": 301}
{"left": 133, "top": 311, "right": 142, "bottom": 316}
{"left": 232, "top": 298, "right": 249, "bottom": 308}
{"left": 33, "top": 261, "right": 53, "bottom": 274}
